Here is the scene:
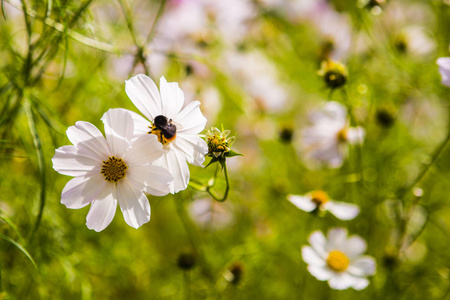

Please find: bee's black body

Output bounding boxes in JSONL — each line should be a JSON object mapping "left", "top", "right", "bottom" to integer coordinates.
{"left": 153, "top": 115, "right": 177, "bottom": 141}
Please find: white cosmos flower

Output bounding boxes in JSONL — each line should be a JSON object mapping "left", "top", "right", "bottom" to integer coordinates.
{"left": 299, "top": 101, "right": 365, "bottom": 168}
{"left": 302, "top": 228, "right": 376, "bottom": 290}
{"left": 125, "top": 74, "right": 208, "bottom": 194}
{"left": 188, "top": 198, "right": 234, "bottom": 230}
{"left": 288, "top": 190, "right": 359, "bottom": 220}
{"left": 437, "top": 57, "right": 450, "bottom": 87}
{"left": 52, "top": 109, "right": 173, "bottom": 232}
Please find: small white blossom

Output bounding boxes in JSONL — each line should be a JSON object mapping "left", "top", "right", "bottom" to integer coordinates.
{"left": 125, "top": 74, "right": 208, "bottom": 194}
{"left": 299, "top": 101, "right": 365, "bottom": 168}
{"left": 302, "top": 228, "right": 376, "bottom": 290}
{"left": 437, "top": 57, "right": 450, "bottom": 87}
{"left": 52, "top": 109, "right": 173, "bottom": 231}
{"left": 288, "top": 190, "right": 359, "bottom": 220}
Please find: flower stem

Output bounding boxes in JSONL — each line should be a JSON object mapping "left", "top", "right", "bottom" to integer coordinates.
{"left": 173, "top": 196, "right": 215, "bottom": 283}
{"left": 399, "top": 129, "right": 450, "bottom": 199}
{"left": 188, "top": 161, "right": 231, "bottom": 202}
{"left": 341, "top": 88, "right": 365, "bottom": 187}
{"left": 206, "top": 162, "right": 230, "bottom": 202}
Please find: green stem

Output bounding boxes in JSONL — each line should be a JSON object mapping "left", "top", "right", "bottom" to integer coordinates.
{"left": 24, "top": 100, "right": 46, "bottom": 242}
{"left": 188, "top": 161, "right": 231, "bottom": 202}
{"left": 399, "top": 129, "right": 450, "bottom": 199}
{"left": 341, "top": 88, "right": 365, "bottom": 186}
{"left": 5, "top": 0, "right": 114, "bottom": 53}
{"left": 173, "top": 197, "right": 215, "bottom": 283}
{"left": 145, "top": 0, "right": 167, "bottom": 44}
{"left": 206, "top": 162, "right": 230, "bottom": 202}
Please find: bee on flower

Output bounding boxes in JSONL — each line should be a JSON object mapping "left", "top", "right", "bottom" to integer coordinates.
{"left": 288, "top": 190, "right": 359, "bottom": 220}
{"left": 302, "top": 228, "right": 376, "bottom": 290}
{"left": 124, "top": 74, "right": 208, "bottom": 194}
{"left": 298, "top": 101, "right": 365, "bottom": 168}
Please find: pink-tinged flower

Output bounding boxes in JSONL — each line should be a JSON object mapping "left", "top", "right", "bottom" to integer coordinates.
{"left": 188, "top": 198, "right": 234, "bottom": 230}
{"left": 302, "top": 228, "right": 376, "bottom": 290}
{"left": 288, "top": 190, "right": 359, "bottom": 220}
{"left": 125, "top": 74, "right": 208, "bottom": 194}
{"left": 437, "top": 57, "right": 450, "bottom": 87}
{"left": 299, "top": 101, "right": 365, "bottom": 168}
{"left": 52, "top": 109, "right": 173, "bottom": 231}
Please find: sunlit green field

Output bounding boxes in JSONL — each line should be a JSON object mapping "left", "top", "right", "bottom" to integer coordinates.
{"left": 1, "top": 0, "right": 450, "bottom": 299}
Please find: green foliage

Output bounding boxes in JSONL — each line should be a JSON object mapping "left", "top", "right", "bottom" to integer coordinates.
{"left": 0, "top": 0, "right": 450, "bottom": 299}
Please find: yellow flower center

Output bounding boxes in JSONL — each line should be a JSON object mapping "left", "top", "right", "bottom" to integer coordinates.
{"left": 337, "top": 128, "right": 348, "bottom": 142}
{"left": 207, "top": 135, "right": 229, "bottom": 158}
{"left": 101, "top": 156, "right": 127, "bottom": 183}
{"left": 311, "top": 190, "right": 329, "bottom": 206}
{"left": 326, "top": 250, "right": 350, "bottom": 272}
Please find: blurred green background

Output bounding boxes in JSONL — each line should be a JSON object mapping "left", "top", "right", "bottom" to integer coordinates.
{"left": 1, "top": 0, "right": 450, "bottom": 299}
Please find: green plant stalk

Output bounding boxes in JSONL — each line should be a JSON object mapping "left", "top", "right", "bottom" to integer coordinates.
{"left": 174, "top": 197, "right": 215, "bottom": 283}
{"left": 206, "top": 161, "right": 230, "bottom": 202}
{"left": 5, "top": 0, "right": 114, "bottom": 53}
{"left": 24, "top": 101, "right": 46, "bottom": 242}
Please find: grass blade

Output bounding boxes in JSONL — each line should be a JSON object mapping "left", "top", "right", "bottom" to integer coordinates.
{"left": 0, "top": 233, "right": 37, "bottom": 269}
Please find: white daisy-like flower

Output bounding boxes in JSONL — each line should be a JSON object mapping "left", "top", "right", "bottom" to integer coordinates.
{"left": 299, "top": 101, "right": 365, "bottom": 168}
{"left": 302, "top": 228, "right": 376, "bottom": 290}
{"left": 287, "top": 190, "right": 359, "bottom": 220}
{"left": 52, "top": 109, "right": 173, "bottom": 232}
{"left": 125, "top": 74, "right": 208, "bottom": 194}
{"left": 188, "top": 198, "right": 234, "bottom": 230}
{"left": 437, "top": 57, "right": 450, "bottom": 87}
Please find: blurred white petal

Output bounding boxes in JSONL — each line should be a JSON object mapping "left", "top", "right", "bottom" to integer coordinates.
{"left": 325, "top": 201, "right": 360, "bottom": 220}
{"left": 287, "top": 195, "right": 316, "bottom": 212}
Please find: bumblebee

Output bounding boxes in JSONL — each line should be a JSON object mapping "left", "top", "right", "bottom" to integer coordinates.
{"left": 150, "top": 115, "right": 177, "bottom": 145}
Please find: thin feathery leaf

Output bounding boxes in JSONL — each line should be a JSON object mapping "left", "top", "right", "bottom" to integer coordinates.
{"left": 0, "top": 234, "right": 37, "bottom": 269}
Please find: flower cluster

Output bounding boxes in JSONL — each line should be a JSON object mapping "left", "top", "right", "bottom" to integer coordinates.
{"left": 53, "top": 75, "right": 211, "bottom": 231}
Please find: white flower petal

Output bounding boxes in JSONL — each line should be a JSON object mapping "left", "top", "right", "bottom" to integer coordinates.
{"left": 348, "top": 256, "right": 376, "bottom": 276}
{"left": 326, "top": 228, "right": 348, "bottom": 251}
{"left": 127, "top": 109, "right": 152, "bottom": 137}
{"left": 86, "top": 188, "right": 117, "bottom": 232}
{"left": 346, "top": 127, "right": 365, "bottom": 145}
{"left": 125, "top": 74, "right": 162, "bottom": 121}
{"left": 127, "top": 165, "right": 172, "bottom": 196}
{"left": 52, "top": 146, "right": 100, "bottom": 176}
{"left": 173, "top": 135, "right": 207, "bottom": 166}
{"left": 309, "top": 101, "right": 347, "bottom": 127}
{"left": 307, "top": 265, "right": 334, "bottom": 281}
{"left": 159, "top": 76, "right": 185, "bottom": 119}
{"left": 344, "top": 235, "right": 368, "bottom": 258}
{"left": 327, "top": 272, "right": 354, "bottom": 290}
{"left": 101, "top": 109, "right": 134, "bottom": 157}
{"left": 123, "top": 134, "right": 164, "bottom": 167}
{"left": 325, "top": 200, "right": 360, "bottom": 220}
{"left": 66, "top": 121, "right": 110, "bottom": 161}
{"left": 61, "top": 175, "right": 105, "bottom": 209}
{"left": 117, "top": 179, "right": 151, "bottom": 229}
{"left": 287, "top": 195, "right": 316, "bottom": 212}
{"left": 437, "top": 57, "right": 450, "bottom": 87}
{"left": 302, "top": 246, "right": 326, "bottom": 267}
{"left": 175, "top": 101, "right": 207, "bottom": 134}
{"left": 349, "top": 276, "right": 370, "bottom": 290}
{"left": 308, "top": 231, "right": 328, "bottom": 259}
{"left": 161, "top": 149, "right": 190, "bottom": 194}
